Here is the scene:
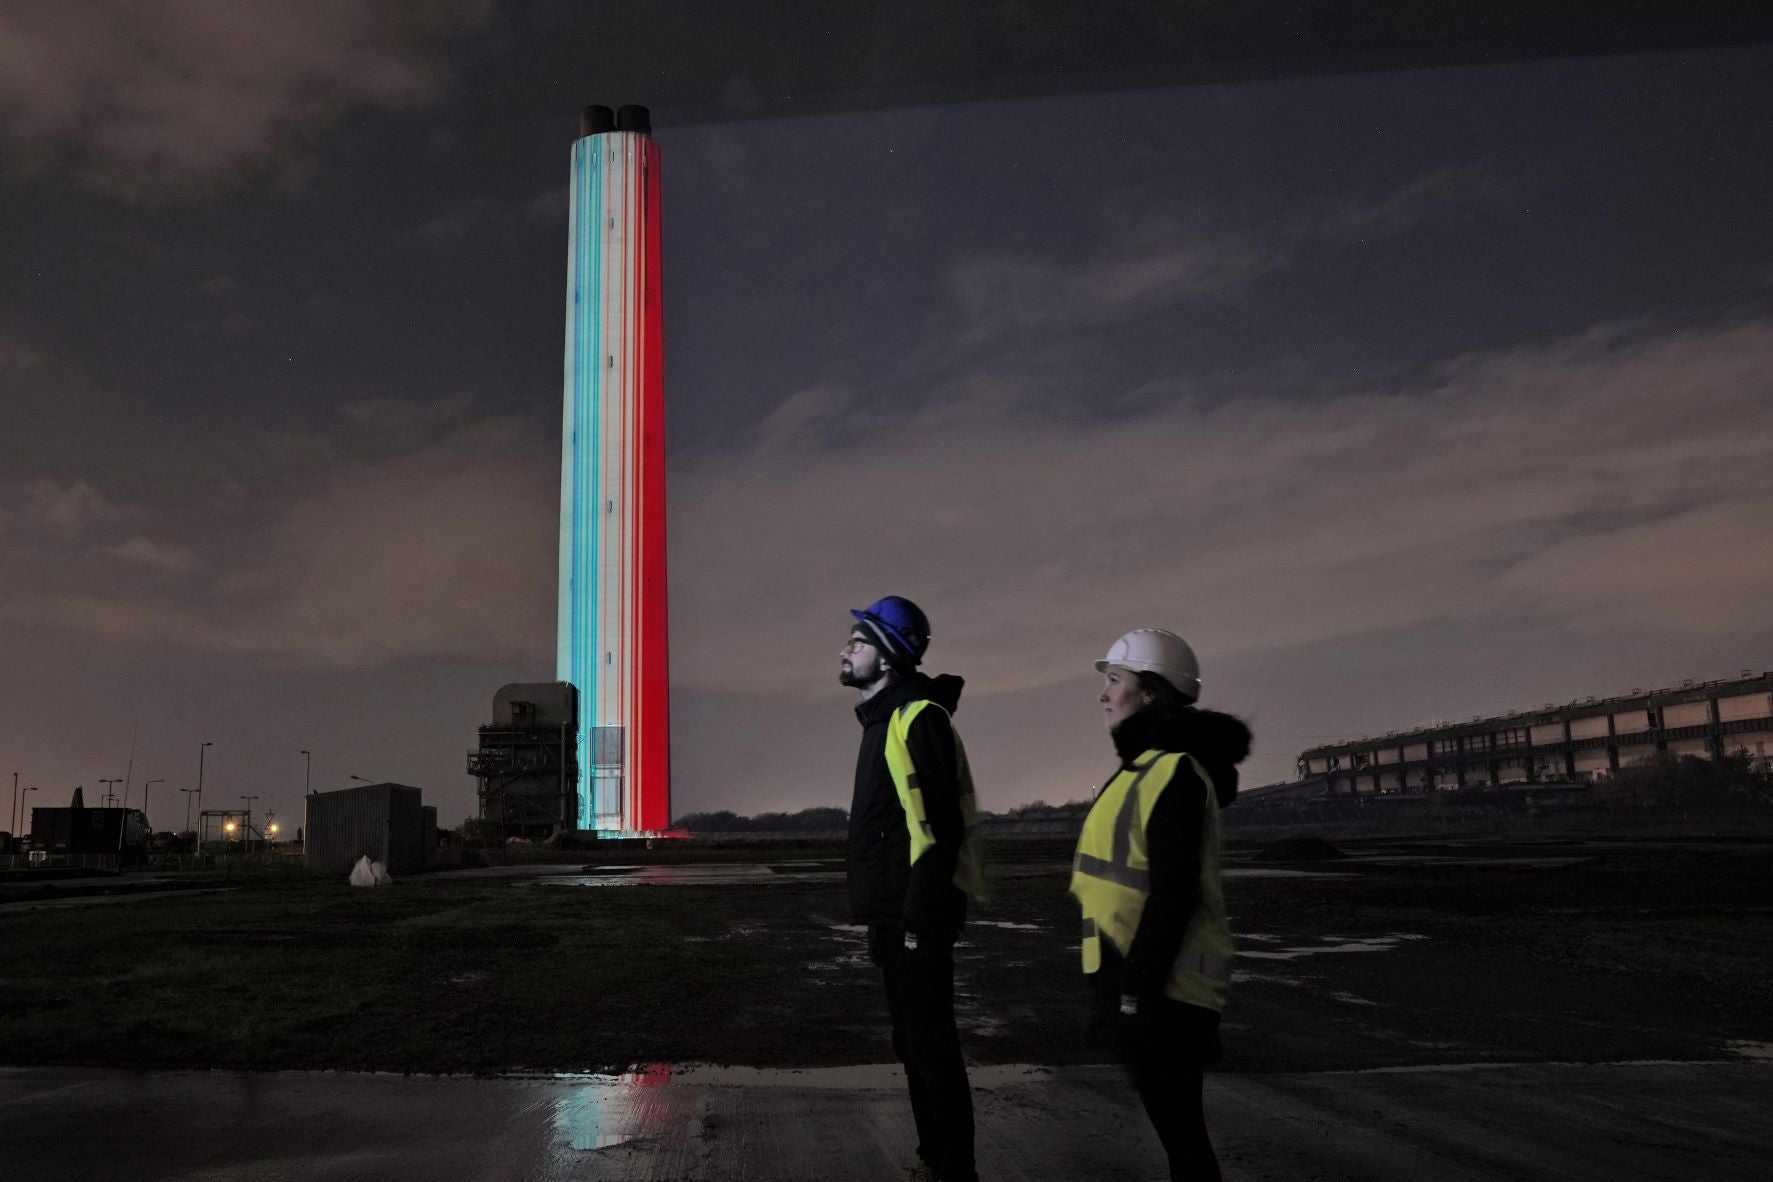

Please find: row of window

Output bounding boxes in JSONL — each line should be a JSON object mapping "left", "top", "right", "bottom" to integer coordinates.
{"left": 1305, "top": 693, "right": 1773, "bottom": 774}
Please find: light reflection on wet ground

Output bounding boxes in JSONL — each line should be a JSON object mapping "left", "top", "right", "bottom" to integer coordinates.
{"left": 554, "top": 1064, "right": 673, "bottom": 1150}
{"left": 5, "top": 1059, "right": 1769, "bottom": 1180}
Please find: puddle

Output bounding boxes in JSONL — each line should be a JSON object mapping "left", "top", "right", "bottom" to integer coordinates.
{"left": 552, "top": 1064, "right": 673, "bottom": 1151}
{"left": 806, "top": 954, "right": 870, "bottom": 973}
{"left": 1232, "top": 971, "right": 1309, "bottom": 987}
{"left": 1347, "top": 855, "right": 1591, "bottom": 869}
{"left": 443, "top": 970, "right": 489, "bottom": 986}
{"left": 1240, "top": 933, "right": 1426, "bottom": 961}
{"left": 958, "top": 1013, "right": 1008, "bottom": 1039}
{"left": 641, "top": 1063, "right": 1057, "bottom": 1088}
{"left": 534, "top": 864, "right": 844, "bottom": 888}
{"left": 1223, "top": 868, "right": 1351, "bottom": 879}
{"left": 1725, "top": 1041, "right": 1773, "bottom": 1060}
{"left": 717, "top": 924, "right": 764, "bottom": 940}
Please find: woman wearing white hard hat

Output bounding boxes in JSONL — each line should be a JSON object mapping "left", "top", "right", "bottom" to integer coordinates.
{"left": 1070, "top": 628, "right": 1250, "bottom": 1182}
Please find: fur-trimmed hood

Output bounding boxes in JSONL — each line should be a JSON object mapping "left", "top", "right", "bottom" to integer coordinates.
{"left": 1111, "top": 704, "right": 1252, "bottom": 807}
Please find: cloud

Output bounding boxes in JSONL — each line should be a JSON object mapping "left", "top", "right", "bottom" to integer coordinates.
{"left": 16, "top": 479, "right": 126, "bottom": 537}
{"left": 7, "top": 312, "right": 1769, "bottom": 746}
{"left": 417, "top": 190, "right": 569, "bottom": 244}
{"left": 667, "top": 318, "right": 1773, "bottom": 700}
{"left": 1320, "top": 165, "right": 1523, "bottom": 240}
{"left": 1, "top": 422, "right": 556, "bottom": 669}
{"left": 340, "top": 394, "right": 475, "bottom": 443}
{"left": 0, "top": 337, "right": 43, "bottom": 372}
{"left": 523, "top": 186, "right": 568, "bottom": 225}
{"left": 929, "top": 164, "right": 1520, "bottom": 365}
{"left": 414, "top": 202, "right": 490, "bottom": 243}
{"left": 0, "top": 1, "right": 495, "bottom": 198}
{"left": 105, "top": 535, "right": 196, "bottom": 576}
{"left": 946, "top": 242, "right": 1276, "bottom": 342}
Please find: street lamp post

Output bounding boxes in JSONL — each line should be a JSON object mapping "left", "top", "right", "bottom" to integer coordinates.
{"left": 142, "top": 779, "right": 165, "bottom": 831}
{"left": 194, "top": 744, "right": 210, "bottom": 847}
{"left": 9, "top": 772, "right": 16, "bottom": 837}
{"left": 300, "top": 750, "right": 312, "bottom": 795}
{"left": 180, "top": 787, "right": 197, "bottom": 839}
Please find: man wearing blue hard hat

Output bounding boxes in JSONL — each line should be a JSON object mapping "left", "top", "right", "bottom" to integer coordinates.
{"left": 840, "top": 595, "right": 986, "bottom": 1182}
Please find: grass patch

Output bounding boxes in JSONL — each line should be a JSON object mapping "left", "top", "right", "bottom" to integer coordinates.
{"left": 4, "top": 841, "right": 1770, "bottom": 1073}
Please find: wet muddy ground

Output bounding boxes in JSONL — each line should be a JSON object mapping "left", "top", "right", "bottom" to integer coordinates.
{"left": 1, "top": 833, "right": 1768, "bottom": 1073}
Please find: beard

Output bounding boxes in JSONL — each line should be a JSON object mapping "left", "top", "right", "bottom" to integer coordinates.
{"left": 839, "top": 660, "right": 884, "bottom": 689}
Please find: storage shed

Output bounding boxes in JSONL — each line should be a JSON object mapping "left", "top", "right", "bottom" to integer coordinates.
{"left": 303, "top": 783, "right": 434, "bottom": 877}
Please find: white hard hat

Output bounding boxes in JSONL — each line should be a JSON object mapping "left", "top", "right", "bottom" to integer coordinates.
{"left": 1095, "top": 628, "right": 1201, "bottom": 701}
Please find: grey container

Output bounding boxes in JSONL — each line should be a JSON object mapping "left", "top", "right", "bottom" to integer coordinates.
{"left": 304, "top": 783, "right": 428, "bottom": 877}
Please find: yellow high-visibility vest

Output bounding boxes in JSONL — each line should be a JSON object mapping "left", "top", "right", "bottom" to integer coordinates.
{"left": 883, "top": 700, "right": 987, "bottom": 902}
{"left": 1069, "top": 748, "right": 1233, "bottom": 1010}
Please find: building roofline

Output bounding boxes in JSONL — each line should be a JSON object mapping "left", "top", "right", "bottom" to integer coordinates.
{"left": 1300, "top": 668, "right": 1773, "bottom": 758}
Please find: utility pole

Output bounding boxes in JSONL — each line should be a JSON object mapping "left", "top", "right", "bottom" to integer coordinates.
{"left": 142, "top": 779, "right": 165, "bottom": 831}
{"left": 196, "top": 741, "right": 213, "bottom": 835}
{"left": 9, "top": 771, "right": 16, "bottom": 837}
{"left": 99, "top": 778, "right": 122, "bottom": 807}
{"left": 122, "top": 718, "right": 139, "bottom": 809}
{"left": 181, "top": 787, "right": 197, "bottom": 840}
{"left": 240, "top": 795, "right": 259, "bottom": 852}
{"left": 300, "top": 749, "right": 312, "bottom": 795}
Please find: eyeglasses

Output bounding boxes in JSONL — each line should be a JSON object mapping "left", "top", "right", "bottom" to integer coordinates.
{"left": 841, "top": 637, "right": 875, "bottom": 653}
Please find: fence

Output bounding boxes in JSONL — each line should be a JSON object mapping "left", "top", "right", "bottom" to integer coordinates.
{"left": 154, "top": 850, "right": 307, "bottom": 875}
{"left": 0, "top": 852, "right": 119, "bottom": 873}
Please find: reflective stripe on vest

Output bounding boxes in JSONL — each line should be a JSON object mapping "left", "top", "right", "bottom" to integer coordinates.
{"left": 1069, "top": 748, "right": 1234, "bottom": 1010}
{"left": 884, "top": 700, "right": 987, "bottom": 901}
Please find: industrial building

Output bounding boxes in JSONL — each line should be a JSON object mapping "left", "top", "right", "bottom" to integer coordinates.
{"left": 303, "top": 783, "right": 436, "bottom": 876}
{"left": 469, "top": 682, "right": 580, "bottom": 839}
{"left": 28, "top": 805, "right": 149, "bottom": 867}
{"left": 1298, "top": 670, "right": 1773, "bottom": 795}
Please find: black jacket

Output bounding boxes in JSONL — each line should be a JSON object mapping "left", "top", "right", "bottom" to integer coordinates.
{"left": 846, "top": 671, "right": 969, "bottom": 931}
{"left": 1098, "top": 704, "right": 1252, "bottom": 1001}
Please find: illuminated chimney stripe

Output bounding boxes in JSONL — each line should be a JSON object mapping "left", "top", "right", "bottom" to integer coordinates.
{"left": 558, "top": 120, "right": 670, "bottom": 835}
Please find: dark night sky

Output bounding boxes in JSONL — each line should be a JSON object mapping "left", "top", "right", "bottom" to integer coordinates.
{"left": 3, "top": 5, "right": 1771, "bottom": 831}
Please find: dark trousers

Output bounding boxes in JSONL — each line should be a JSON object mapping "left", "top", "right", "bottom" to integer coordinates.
{"left": 1126, "top": 1000, "right": 1223, "bottom": 1181}
{"left": 1129, "top": 1049, "right": 1219, "bottom": 1182}
{"left": 1091, "top": 987, "right": 1222, "bottom": 1182}
{"left": 868, "top": 923, "right": 976, "bottom": 1182}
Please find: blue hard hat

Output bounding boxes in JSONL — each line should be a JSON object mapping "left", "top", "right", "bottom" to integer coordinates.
{"left": 850, "top": 596, "right": 931, "bottom": 666}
